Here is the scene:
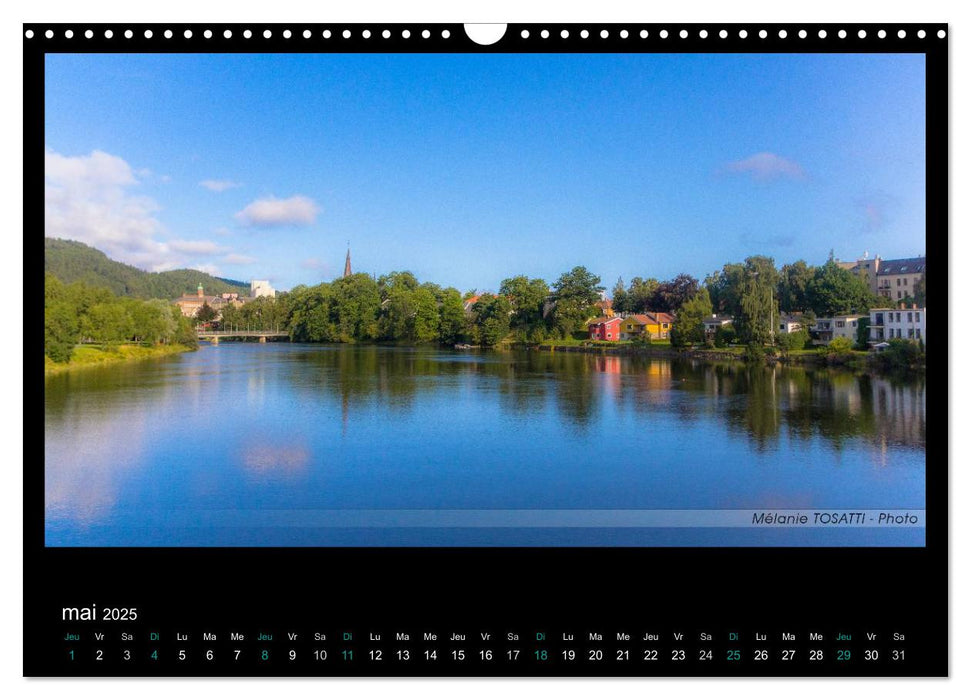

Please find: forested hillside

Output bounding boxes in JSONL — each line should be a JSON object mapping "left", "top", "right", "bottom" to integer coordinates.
{"left": 44, "top": 238, "right": 249, "bottom": 299}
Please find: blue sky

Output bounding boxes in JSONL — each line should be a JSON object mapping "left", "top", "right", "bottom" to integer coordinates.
{"left": 44, "top": 52, "right": 926, "bottom": 293}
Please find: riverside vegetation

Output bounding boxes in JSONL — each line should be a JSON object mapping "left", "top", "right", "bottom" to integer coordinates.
{"left": 45, "top": 247, "right": 926, "bottom": 374}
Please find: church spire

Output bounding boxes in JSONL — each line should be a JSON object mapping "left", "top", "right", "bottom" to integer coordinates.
{"left": 343, "top": 243, "right": 352, "bottom": 278}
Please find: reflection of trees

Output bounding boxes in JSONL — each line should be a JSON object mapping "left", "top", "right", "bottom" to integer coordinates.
{"left": 670, "top": 362, "right": 924, "bottom": 452}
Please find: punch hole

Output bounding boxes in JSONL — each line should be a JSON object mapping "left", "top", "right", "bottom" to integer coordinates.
{"left": 878, "top": 29, "right": 886, "bottom": 38}
{"left": 520, "top": 30, "right": 529, "bottom": 39}
{"left": 164, "top": 29, "right": 173, "bottom": 39}
{"left": 798, "top": 29, "right": 807, "bottom": 39}
{"left": 718, "top": 29, "right": 727, "bottom": 39}
{"left": 600, "top": 29, "right": 609, "bottom": 39}
{"left": 85, "top": 29, "right": 93, "bottom": 39}
{"left": 818, "top": 30, "right": 827, "bottom": 39}
{"left": 759, "top": 30, "right": 767, "bottom": 39}
{"left": 620, "top": 29, "right": 629, "bottom": 39}
{"left": 243, "top": 29, "right": 252, "bottom": 39}
{"left": 223, "top": 30, "right": 232, "bottom": 39}
{"left": 778, "top": 29, "right": 788, "bottom": 39}
{"left": 641, "top": 30, "right": 650, "bottom": 39}
{"left": 402, "top": 29, "right": 410, "bottom": 39}
{"left": 124, "top": 30, "right": 133, "bottom": 39}
{"left": 464, "top": 24, "right": 506, "bottom": 45}
{"left": 65, "top": 29, "right": 74, "bottom": 39}
{"left": 105, "top": 29, "right": 113, "bottom": 38}
{"left": 342, "top": 29, "right": 351, "bottom": 39}
{"left": 362, "top": 29, "right": 371, "bottom": 39}
{"left": 25, "top": 29, "right": 33, "bottom": 39}
{"left": 917, "top": 29, "right": 926, "bottom": 38}
{"left": 838, "top": 30, "right": 847, "bottom": 38}
{"left": 422, "top": 30, "right": 430, "bottom": 39}
{"left": 442, "top": 29, "right": 451, "bottom": 39}
{"left": 858, "top": 30, "right": 867, "bottom": 38}
{"left": 264, "top": 30, "right": 273, "bottom": 39}
{"left": 659, "top": 30, "right": 668, "bottom": 39}
{"left": 897, "top": 30, "right": 906, "bottom": 38}
{"left": 738, "top": 29, "right": 748, "bottom": 39}
{"left": 937, "top": 29, "right": 946, "bottom": 38}
{"left": 561, "top": 30, "right": 569, "bottom": 39}
{"left": 143, "top": 30, "right": 152, "bottom": 39}
{"left": 283, "top": 29, "right": 291, "bottom": 39}
{"left": 383, "top": 29, "right": 391, "bottom": 39}
{"left": 323, "top": 29, "right": 332, "bottom": 38}
{"left": 699, "top": 29, "right": 708, "bottom": 39}
{"left": 581, "top": 29, "right": 589, "bottom": 39}
{"left": 679, "top": 29, "right": 688, "bottom": 39}
{"left": 540, "top": 29, "right": 549, "bottom": 39}
{"left": 45, "top": 29, "right": 54, "bottom": 38}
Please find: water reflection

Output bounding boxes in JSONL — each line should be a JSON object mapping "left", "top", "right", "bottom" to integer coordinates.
{"left": 44, "top": 344, "right": 925, "bottom": 544}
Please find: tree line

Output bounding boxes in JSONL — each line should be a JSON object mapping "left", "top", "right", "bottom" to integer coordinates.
{"left": 193, "top": 254, "right": 926, "bottom": 350}
{"left": 45, "top": 273, "right": 198, "bottom": 363}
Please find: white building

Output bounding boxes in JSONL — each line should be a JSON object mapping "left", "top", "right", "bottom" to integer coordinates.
{"left": 811, "top": 314, "right": 865, "bottom": 345}
{"left": 869, "top": 306, "right": 925, "bottom": 346}
{"left": 777, "top": 313, "right": 806, "bottom": 335}
{"left": 250, "top": 280, "right": 275, "bottom": 298}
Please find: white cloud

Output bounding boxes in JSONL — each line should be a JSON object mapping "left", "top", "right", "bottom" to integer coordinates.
{"left": 45, "top": 149, "right": 247, "bottom": 273}
{"left": 200, "top": 179, "right": 241, "bottom": 192}
{"left": 224, "top": 253, "right": 257, "bottom": 265}
{"left": 190, "top": 263, "right": 221, "bottom": 276}
{"left": 723, "top": 152, "right": 806, "bottom": 181}
{"left": 235, "top": 195, "right": 319, "bottom": 227}
{"left": 45, "top": 149, "right": 174, "bottom": 270}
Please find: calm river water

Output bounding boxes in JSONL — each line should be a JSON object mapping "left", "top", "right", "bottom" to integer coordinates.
{"left": 44, "top": 344, "right": 926, "bottom": 546}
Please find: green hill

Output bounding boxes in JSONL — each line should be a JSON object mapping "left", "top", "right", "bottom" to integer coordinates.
{"left": 44, "top": 238, "right": 251, "bottom": 299}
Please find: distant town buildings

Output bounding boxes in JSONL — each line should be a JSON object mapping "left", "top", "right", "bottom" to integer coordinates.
{"left": 250, "top": 280, "right": 275, "bottom": 298}
{"left": 174, "top": 280, "right": 271, "bottom": 317}
{"left": 836, "top": 254, "right": 926, "bottom": 302}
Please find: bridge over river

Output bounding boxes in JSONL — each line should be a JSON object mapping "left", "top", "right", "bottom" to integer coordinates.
{"left": 197, "top": 330, "right": 289, "bottom": 344}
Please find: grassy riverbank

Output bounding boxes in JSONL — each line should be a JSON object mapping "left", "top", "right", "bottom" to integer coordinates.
{"left": 45, "top": 343, "right": 196, "bottom": 375}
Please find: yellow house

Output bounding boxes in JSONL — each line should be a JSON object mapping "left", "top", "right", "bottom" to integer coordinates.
{"left": 619, "top": 312, "right": 675, "bottom": 340}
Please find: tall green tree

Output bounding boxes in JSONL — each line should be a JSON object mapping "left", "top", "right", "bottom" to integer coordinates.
{"left": 550, "top": 266, "right": 604, "bottom": 338}
{"left": 670, "top": 288, "right": 713, "bottom": 347}
{"left": 499, "top": 275, "right": 550, "bottom": 341}
{"left": 470, "top": 294, "right": 512, "bottom": 346}
{"left": 806, "top": 260, "right": 876, "bottom": 316}
{"left": 777, "top": 260, "right": 814, "bottom": 313}
{"left": 626, "top": 277, "right": 660, "bottom": 313}
{"left": 438, "top": 287, "right": 468, "bottom": 344}
{"left": 736, "top": 256, "right": 780, "bottom": 345}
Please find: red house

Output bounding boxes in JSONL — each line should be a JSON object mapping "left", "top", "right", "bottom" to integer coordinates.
{"left": 588, "top": 316, "right": 623, "bottom": 341}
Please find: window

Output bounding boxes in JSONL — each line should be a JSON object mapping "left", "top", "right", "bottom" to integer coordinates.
{"left": 908, "top": 312, "right": 913, "bottom": 322}
{"left": 916, "top": 312, "right": 921, "bottom": 322}
{"left": 897, "top": 278, "right": 901, "bottom": 287}
{"left": 836, "top": 321, "right": 844, "bottom": 328}
{"left": 908, "top": 329, "right": 914, "bottom": 338}
{"left": 897, "top": 291, "right": 902, "bottom": 299}
{"left": 917, "top": 329, "right": 922, "bottom": 338}
{"left": 904, "top": 278, "right": 908, "bottom": 286}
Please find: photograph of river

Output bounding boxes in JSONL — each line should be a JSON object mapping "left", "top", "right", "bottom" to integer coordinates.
{"left": 43, "top": 51, "right": 927, "bottom": 546}
{"left": 44, "top": 345, "right": 925, "bottom": 546}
